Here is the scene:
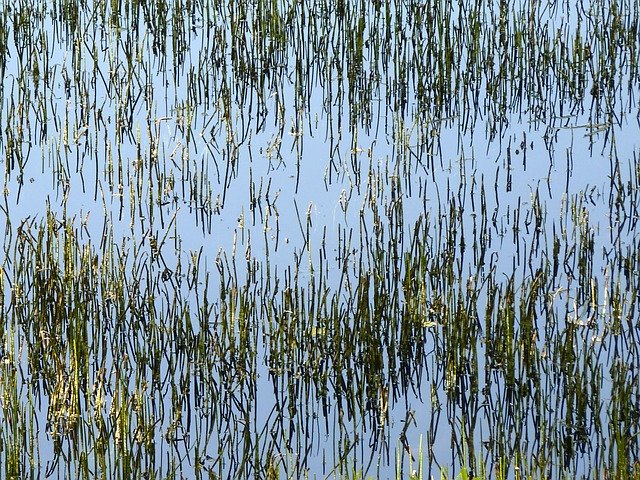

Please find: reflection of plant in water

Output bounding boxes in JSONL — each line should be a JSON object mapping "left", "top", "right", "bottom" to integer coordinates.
{"left": 0, "top": 0, "right": 639, "bottom": 479}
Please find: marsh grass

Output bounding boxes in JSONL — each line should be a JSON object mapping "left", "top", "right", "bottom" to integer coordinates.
{"left": 1, "top": 0, "right": 640, "bottom": 479}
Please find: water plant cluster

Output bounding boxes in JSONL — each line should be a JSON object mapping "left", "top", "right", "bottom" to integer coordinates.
{"left": 1, "top": 0, "right": 640, "bottom": 479}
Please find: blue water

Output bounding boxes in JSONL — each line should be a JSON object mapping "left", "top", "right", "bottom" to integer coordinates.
{"left": 1, "top": 1, "right": 640, "bottom": 478}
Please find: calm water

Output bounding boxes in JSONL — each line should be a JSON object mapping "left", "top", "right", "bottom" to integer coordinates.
{"left": 1, "top": 1, "right": 640, "bottom": 479}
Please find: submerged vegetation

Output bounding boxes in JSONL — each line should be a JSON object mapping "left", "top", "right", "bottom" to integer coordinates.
{"left": 1, "top": 0, "right": 640, "bottom": 478}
